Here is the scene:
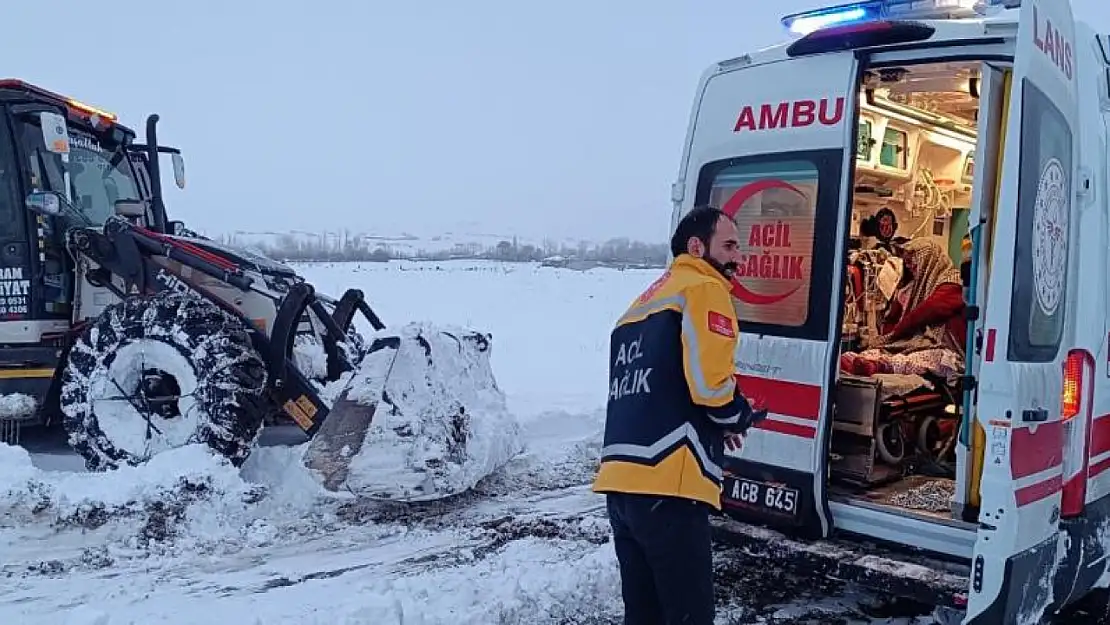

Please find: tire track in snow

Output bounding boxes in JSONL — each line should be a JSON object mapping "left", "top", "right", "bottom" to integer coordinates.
{"left": 11, "top": 413, "right": 1066, "bottom": 624}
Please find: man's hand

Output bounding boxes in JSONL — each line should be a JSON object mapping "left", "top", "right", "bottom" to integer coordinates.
{"left": 747, "top": 395, "right": 769, "bottom": 427}
{"left": 724, "top": 395, "right": 770, "bottom": 453}
{"left": 748, "top": 394, "right": 768, "bottom": 415}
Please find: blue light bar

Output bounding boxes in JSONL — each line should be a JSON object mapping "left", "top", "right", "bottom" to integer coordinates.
{"left": 782, "top": 0, "right": 986, "bottom": 37}
{"left": 781, "top": 1, "right": 883, "bottom": 36}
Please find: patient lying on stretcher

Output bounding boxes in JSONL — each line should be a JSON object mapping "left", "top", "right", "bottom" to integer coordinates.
{"left": 840, "top": 236, "right": 966, "bottom": 382}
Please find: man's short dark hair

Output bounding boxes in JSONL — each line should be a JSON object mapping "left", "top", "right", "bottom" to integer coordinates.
{"left": 670, "top": 205, "right": 729, "bottom": 258}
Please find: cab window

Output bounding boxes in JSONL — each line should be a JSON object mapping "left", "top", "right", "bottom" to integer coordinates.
{"left": 66, "top": 130, "right": 143, "bottom": 225}
{"left": 0, "top": 122, "right": 26, "bottom": 243}
{"left": 1007, "top": 78, "right": 1071, "bottom": 362}
{"left": 14, "top": 115, "right": 142, "bottom": 227}
{"left": 694, "top": 149, "right": 844, "bottom": 340}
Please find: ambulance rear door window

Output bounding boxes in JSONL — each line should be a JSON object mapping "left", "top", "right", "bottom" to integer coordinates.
{"left": 1007, "top": 79, "right": 1071, "bottom": 363}
{"left": 694, "top": 149, "right": 844, "bottom": 341}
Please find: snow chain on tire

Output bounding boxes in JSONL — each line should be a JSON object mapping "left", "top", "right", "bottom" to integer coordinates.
{"left": 60, "top": 291, "right": 270, "bottom": 471}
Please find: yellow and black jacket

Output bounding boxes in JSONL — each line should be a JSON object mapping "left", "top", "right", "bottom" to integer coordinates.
{"left": 591, "top": 254, "right": 754, "bottom": 510}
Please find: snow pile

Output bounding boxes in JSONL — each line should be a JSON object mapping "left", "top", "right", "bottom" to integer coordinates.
{"left": 165, "top": 442, "right": 341, "bottom": 555}
{"left": 0, "top": 442, "right": 281, "bottom": 564}
{"left": 339, "top": 538, "right": 622, "bottom": 625}
{"left": 320, "top": 322, "right": 525, "bottom": 501}
{"left": 0, "top": 442, "right": 256, "bottom": 530}
{"left": 478, "top": 409, "right": 603, "bottom": 495}
{"left": 0, "top": 443, "right": 39, "bottom": 502}
{"left": 0, "top": 393, "right": 36, "bottom": 419}
{"left": 1, "top": 439, "right": 346, "bottom": 574}
{"left": 291, "top": 334, "right": 329, "bottom": 380}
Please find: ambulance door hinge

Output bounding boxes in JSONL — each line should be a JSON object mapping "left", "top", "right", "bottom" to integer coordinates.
{"left": 971, "top": 555, "right": 985, "bottom": 594}
{"left": 1078, "top": 167, "right": 1094, "bottom": 204}
{"left": 671, "top": 180, "right": 685, "bottom": 203}
{"left": 964, "top": 305, "right": 980, "bottom": 322}
{"left": 960, "top": 375, "right": 977, "bottom": 392}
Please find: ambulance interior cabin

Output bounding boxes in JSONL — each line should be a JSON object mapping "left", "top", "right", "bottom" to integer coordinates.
{"left": 829, "top": 61, "right": 984, "bottom": 525}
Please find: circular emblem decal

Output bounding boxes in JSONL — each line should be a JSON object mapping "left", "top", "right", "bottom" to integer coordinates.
{"left": 1031, "top": 157, "right": 1069, "bottom": 317}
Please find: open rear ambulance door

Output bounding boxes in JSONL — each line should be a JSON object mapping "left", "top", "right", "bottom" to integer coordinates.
{"left": 964, "top": 0, "right": 1078, "bottom": 622}
{"left": 673, "top": 34, "right": 864, "bottom": 539}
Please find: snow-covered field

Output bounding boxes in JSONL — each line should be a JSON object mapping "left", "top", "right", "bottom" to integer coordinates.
{"left": 2, "top": 260, "right": 935, "bottom": 625}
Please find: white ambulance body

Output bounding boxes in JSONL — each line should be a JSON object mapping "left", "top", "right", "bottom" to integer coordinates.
{"left": 671, "top": 0, "right": 1110, "bottom": 622}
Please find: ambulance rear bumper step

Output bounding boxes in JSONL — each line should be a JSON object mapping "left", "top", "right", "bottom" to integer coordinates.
{"left": 710, "top": 515, "right": 970, "bottom": 610}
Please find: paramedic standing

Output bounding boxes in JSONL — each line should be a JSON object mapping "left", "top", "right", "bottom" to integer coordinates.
{"left": 592, "top": 205, "right": 767, "bottom": 625}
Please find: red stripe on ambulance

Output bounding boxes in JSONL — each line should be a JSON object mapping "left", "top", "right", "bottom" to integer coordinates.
{"left": 1088, "top": 414, "right": 1110, "bottom": 457}
{"left": 1015, "top": 474, "right": 1063, "bottom": 508}
{"left": 757, "top": 418, "right": 817, "bottom": 440}
{"left": 1010, "top": 420, "right": 1064, "bottom": 480}
{"left": 1085, "top": 414, "right": 1110, "bottom": 478}
{"left": 1088, "top": 456, "right": 1110, "bottom": 481}
{"left": 735, "top": 375, "right": 821, "bottom": 439}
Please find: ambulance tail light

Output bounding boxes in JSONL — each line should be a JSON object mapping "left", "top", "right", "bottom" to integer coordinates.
{"left": 1061, "top": 349, "right": 1094, "bottom": 519}
{"left": 1061, "top": 351, "right": 1084, "bottom": 419}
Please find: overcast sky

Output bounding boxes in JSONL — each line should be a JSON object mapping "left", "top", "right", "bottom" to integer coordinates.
{"left": 6, "top": 1, "right": 1109, "bottom": 243}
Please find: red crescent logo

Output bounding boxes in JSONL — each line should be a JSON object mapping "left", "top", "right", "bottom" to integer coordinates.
{"left": 720, "top": 180, "right": 806, "bottom": 306}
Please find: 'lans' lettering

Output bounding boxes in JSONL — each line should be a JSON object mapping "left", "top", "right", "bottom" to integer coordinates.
{"left": 1033, "top": 5, "right": 1074, "bottom": 80}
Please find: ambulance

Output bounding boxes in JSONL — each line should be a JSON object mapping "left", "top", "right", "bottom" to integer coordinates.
{"left": 669, "top": 0, "right": 1110, "bottom": 622}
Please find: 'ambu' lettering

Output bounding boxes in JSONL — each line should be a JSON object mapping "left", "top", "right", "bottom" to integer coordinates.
{"left": 734, "top": 98, "right": 845, "bottom": 132}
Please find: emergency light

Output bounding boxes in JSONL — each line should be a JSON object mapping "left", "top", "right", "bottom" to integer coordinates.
{"left": 781, "top": 0, "right": 1015, "bottom": 36}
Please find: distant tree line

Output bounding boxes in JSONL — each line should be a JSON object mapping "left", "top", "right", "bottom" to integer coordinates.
{"left": 216, "top": 232, "right": 670, "bottom": 267}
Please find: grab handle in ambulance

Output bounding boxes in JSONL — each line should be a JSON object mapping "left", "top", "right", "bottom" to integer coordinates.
{"left": 1022, "top": 408, "right": 1048, "bottom": 423}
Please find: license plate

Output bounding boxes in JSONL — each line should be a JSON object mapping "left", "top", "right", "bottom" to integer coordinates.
{"left": 723, "top": 475, "right": 800, "bottom": 518}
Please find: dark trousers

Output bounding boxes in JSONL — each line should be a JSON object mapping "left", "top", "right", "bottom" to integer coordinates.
{"left": 606, "top": 492, "right": 715, "bottom": 625}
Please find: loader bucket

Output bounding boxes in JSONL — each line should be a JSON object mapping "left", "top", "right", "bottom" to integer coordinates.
{"left": 302, "top": 321, "right": 524, "bottom": 502}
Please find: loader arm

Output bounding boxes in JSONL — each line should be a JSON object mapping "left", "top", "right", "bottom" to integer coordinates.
{"left": 63, "top": 215, "right": 389, "bottom": 438}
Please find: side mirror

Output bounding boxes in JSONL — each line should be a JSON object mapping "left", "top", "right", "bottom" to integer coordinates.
{"left": 25, "top": 191, "right": 64, "bottom": 216}
{"left": 114, "top": 199, "right": 146, "bottom": 218}
{"left": 168, "top": 220, "right": 187, "bottom": 236}
{"left": 38, "top": 112, "right": 70, "bottom": 155}
{"left": 171, "top": 153, "right": 185, "bottom": 189}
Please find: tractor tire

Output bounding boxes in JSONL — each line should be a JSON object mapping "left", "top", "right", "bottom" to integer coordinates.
{"left": 60, "top": 291, "right": 269, "bottom": 471}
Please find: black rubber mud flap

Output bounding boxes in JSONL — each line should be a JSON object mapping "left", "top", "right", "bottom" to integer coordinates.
{"left": 302, "top": 335, "right": 401, "bottom": 492}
